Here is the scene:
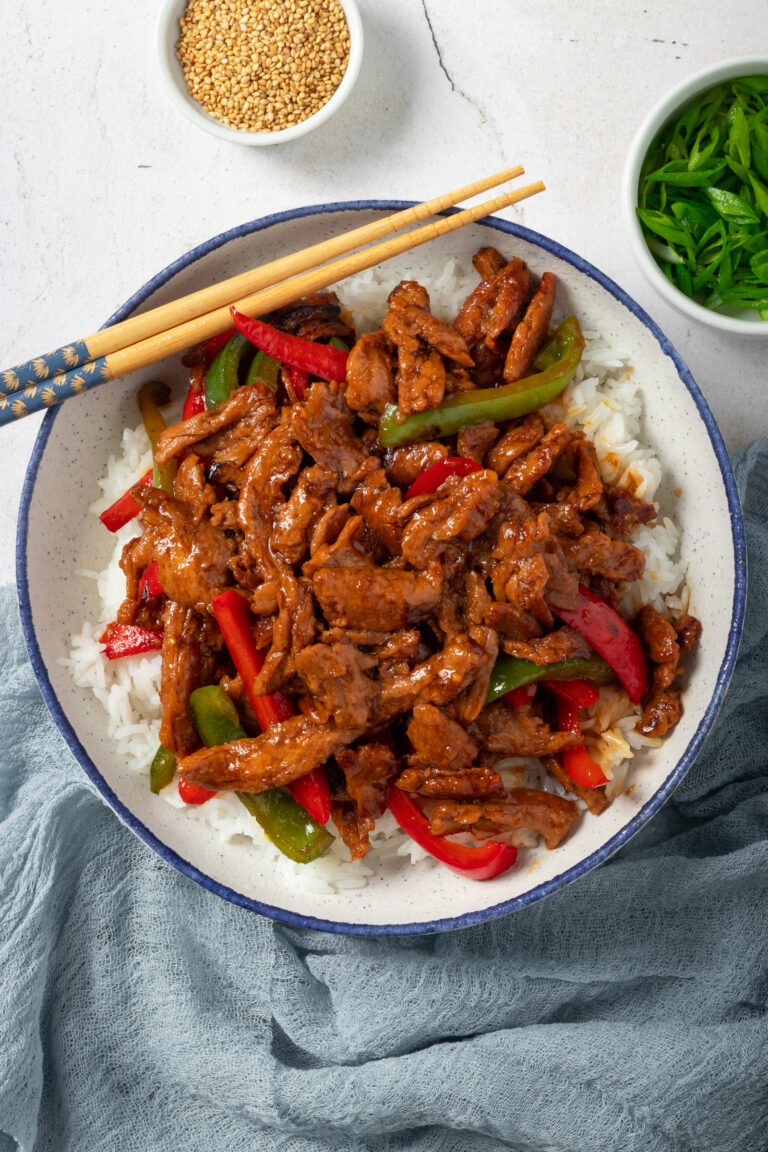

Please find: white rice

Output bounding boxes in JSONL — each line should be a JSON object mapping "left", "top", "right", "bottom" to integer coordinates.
{"left": 59, "top": 261, "right": 689, "bottom": 888}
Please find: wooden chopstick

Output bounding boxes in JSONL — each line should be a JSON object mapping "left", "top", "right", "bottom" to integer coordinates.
{"left": 0, "top": 178, "right": 544, "bottom": 425}
{"left": 1, "top": 165, "right": 524, "bottom": 398}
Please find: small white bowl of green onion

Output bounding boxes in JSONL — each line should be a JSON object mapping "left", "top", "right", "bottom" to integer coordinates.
{"left": 623, "top": 57, "right": 768, "bottom": 335}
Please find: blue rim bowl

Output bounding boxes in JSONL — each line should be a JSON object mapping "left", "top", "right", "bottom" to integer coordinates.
{"left": 17, "top": 202, "right": 747, "bottom": 935}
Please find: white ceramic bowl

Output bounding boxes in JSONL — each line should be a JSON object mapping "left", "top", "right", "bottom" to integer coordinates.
{"left": 18, "top": 204, "right": 746, "bottom": 935}
{"left": 156, "top": 0, "right": 363, "bottom": 146}
{"left": 622, "top": 56, "right": 768, "bottom": 336}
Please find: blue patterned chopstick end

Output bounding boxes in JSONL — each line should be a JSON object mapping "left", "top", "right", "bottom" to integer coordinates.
{"left": 0, "top": 356, "right": 110, "bottom": 426}
{"left": 1, "top": 339, "right": 92, "bottom": 393}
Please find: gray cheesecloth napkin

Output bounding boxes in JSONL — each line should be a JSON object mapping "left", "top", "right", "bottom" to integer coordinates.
{"left": 1, "top": 440, "right": 767, "bottom": 1152}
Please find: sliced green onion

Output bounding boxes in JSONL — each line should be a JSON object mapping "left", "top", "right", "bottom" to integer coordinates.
{"left": 636, "top": 75, "right": 768, "bottom": 319}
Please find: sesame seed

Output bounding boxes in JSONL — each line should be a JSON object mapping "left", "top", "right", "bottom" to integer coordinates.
{"left": 176, "top": 0, "right": 351, "bottom": 133}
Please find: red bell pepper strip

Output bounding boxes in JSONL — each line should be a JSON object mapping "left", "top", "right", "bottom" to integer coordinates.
{"left": 212, "top": 590, "right": 293, "bottom": 726}
{"left": 554, "top": 585, "right": 648, "bottom": 704}
{"left": 182, "top": 364, "right": 206, "bottom": 420}
{"left": 205, "top": 327, "right": 237, "bottom": 366}
{"left": 230, "top": 308, "right": 349, "bottom": 383}
{"left": 137, "top": 559, "right": 164, "bottom": 601}
{"left": 290, "top": 364, "right": 309, "bottom": 400}
{"left": 99, "top": 622, "right": 164, "bottom": 660}
{"left": 182, "top": 386, "right": 206, "bottom": 420}
{"left": 561, "top": 744, "right": 608, "bottom": 790}
{"left": 544, "top": 678, "right": 599, "bottom": 708}
{"left": 404, "top": 456, "right": 482, "bottom": 500}
{"left": 284, "top": 770, "right": 331, "bottom": 825}
{"left": 98, "top": 469, "right": 153, "bottom": 533}
{"left": 211, "top": 589, "right": 331, "bottom": 825}
{"left": 387, "top": 784, "right": 517, "bottom": 880}
{"left": 555, "top": 697, "right": 608, "bottom": 789}
{"left": 504, "top": 682, "right": 538, "bottom": 708}
{"left": 177, "top": 777, "right": 216, "bottom": 805}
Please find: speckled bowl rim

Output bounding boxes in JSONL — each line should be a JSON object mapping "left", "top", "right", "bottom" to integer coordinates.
{"left": 17, "top": 201, "right": 747, "bottom": 936}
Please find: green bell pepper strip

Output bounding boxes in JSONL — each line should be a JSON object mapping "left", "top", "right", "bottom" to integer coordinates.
{"left": 205, "top": 327, "right": 237, "bottom": 365}
{"left": 236, "top": 791, "right": 334, "bottom": 864}
{"left": 377, "top": 316, "right": 585, "bottom": 448}
{"left": 204, "top": 332, "right": 253, "bottom": 409}
{"left": 188, "top": 685, "right": 334, "bottom": 865}
{"left": 245, "top": 348, "right": 281, "bottom": 392}
{"left": 189, "top": 684, "right": 249, "bottom": 747}
{"left": 137, "top": 380, "right": 177, "bottom": 495}
{"left": 486, "top": 654, "right": 615, "bottom": 705}
{"left": 149, "top": 745, "right": 176, "bottom": 794}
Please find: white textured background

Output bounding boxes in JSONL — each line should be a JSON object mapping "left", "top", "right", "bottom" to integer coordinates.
{"left": 2, "top": 0, "right": 765, "bottom": 582}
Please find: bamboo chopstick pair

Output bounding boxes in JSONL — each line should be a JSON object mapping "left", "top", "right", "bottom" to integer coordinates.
{"left": 0, "top": 168, "right": 544, "bottom": 426}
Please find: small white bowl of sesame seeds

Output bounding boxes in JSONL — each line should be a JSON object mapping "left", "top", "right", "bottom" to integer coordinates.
{"left": 157, "top": 0, "right": 363, "bottom": 145}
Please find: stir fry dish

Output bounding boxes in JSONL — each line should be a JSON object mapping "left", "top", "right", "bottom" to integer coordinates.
{"left": 96, "top": 247, "right": 700, "bottom": 880}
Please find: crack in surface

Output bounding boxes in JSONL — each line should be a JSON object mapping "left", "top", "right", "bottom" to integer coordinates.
{"left": 420, "top": 0, "right": 499, "bottom": 143}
